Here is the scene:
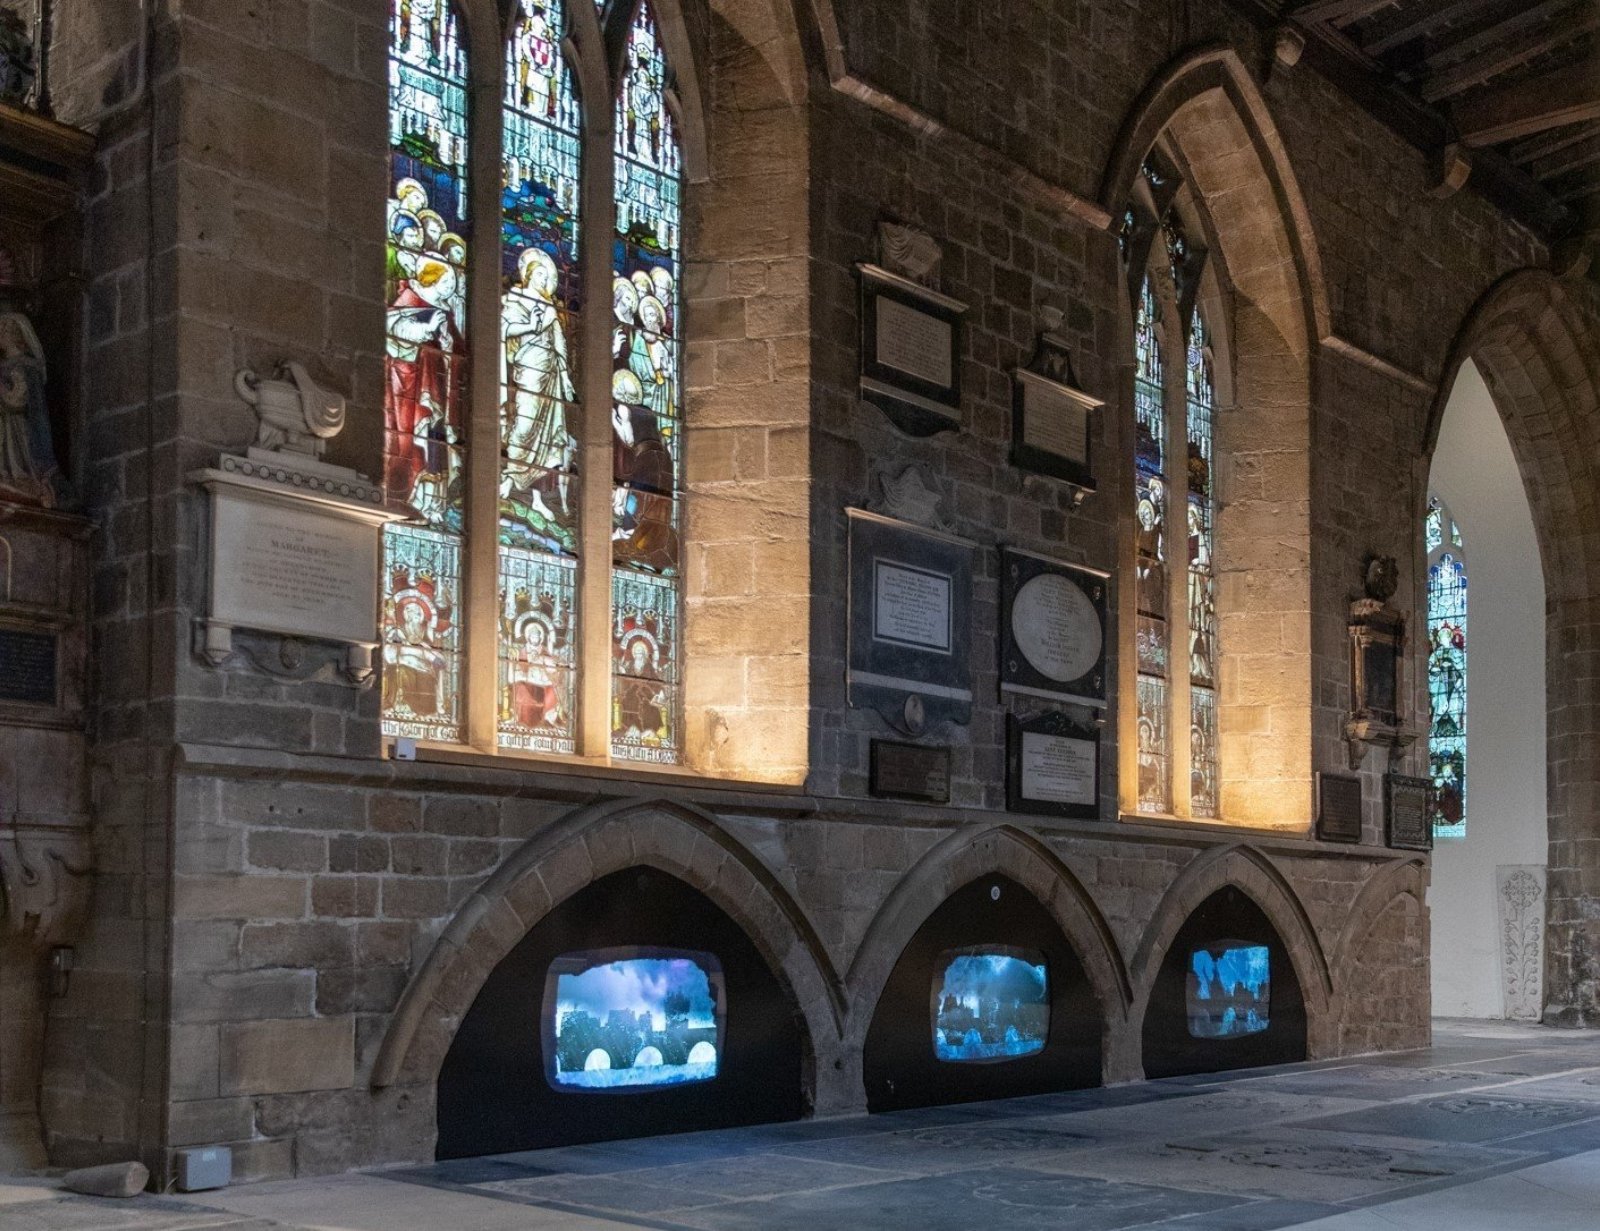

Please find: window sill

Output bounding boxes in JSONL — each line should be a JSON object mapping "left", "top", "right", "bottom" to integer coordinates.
{"left": 1119, "top": 810, "right": 1313, "bottom": 839}
{"left": 395, "top": 739, "right": 808, "bottom": 794}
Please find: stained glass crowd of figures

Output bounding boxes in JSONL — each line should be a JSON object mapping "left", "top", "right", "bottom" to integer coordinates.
{"left": 380, "top": 0, "right": 685, "bottom": 762}
{"left": 1426, "top": 498, "right": 1468, "bottom": 838}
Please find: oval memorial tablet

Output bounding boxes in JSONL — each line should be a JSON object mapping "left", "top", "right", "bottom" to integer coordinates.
{"left": 1010, "top": 573, "right": 1102, "bottom": 683}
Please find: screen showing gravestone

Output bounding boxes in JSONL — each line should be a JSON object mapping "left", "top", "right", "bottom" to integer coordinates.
{"left": 933, "top": 950, "right": 1049, "bottom": 1062}
{"left": 545, "top": 950, "right": 724, "bottom": 1090}
{"left": 1187, "top": 942, "right": 1270, "bottom": 1039}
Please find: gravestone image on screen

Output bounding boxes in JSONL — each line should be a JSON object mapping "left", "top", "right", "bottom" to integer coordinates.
{"left": 933, "top": 950, "right": 1049, "bottom": 1062}
{"left": 545, "top": 948, "right": 723, "bottom": 1090}
{"left": 1187, "top": 942, "right": 1269, "bottom": 1039}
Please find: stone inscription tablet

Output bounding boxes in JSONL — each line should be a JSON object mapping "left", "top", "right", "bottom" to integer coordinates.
{"left": 0, "top": 628, "right": 58, "bottom": 705}
{"left": 873, "top": 561, "right": 952, "bottom": 652}
{"left": 1317, "top": 772, "right": 1364, "bottom": 844}
{"left": 870, "top": 739, "right": 951, "bottom": 804}
{"left": 212, "top": 494, "right": 377, "bottom": 645}
{"left": 1020, "top": 376, "right": 1089, "bottom": 465}
{"left": 1386, "top": 774, "right": 1432, "bottom": 851}
{"left": 1011, "top": 573, "right": 1102, "bottom": 683}
{"left": 875, "top": 296, "right": 953, "bottom": 389}
{"left": 1020, "top": 731, "right": 1096, "bottom": 806}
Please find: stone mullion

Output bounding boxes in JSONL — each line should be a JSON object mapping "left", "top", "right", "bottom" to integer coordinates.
{"left": 1163, "top": 277, "right": 1193, "bottom": 819}
{"left": 1118, "top": 326, "right": 1141, "bottom": 819}
{"left": 577, "top": 53, "right": 617, "bottom": 759}
{"left": 465, "top": 62, "right": 505, "bottom": 752}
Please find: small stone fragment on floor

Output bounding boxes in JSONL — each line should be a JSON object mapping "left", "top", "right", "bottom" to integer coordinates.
{"left": 61, "top": 1161, "right": 150, "bottom": 1198}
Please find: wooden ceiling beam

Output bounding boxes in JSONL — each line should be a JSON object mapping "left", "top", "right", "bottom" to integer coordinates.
{"left": 1288, "top": 0, "right": 1399, "bottom": 26}
{"left": 1528, "top": 134, "right": 1600, "bottom": 181}
{"left": 1422, "top": 10, "right": 1600, "bottom": 102}
{"left": 1362, "top": 0, "right": 1513, "bottom": 57}
{"left": 1509, "top": 121, "right": 1600, "bottom": 164}
{"left": 1420, "top": 0, "right": 1575, "bottom": 70}
{"left": 1455, "top": 66, "right": 1600, "bottom": 144}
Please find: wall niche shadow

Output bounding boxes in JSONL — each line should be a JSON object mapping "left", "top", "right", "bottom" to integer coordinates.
{"left": 863, "top": 874, "right": 1103, "bottom": 1113}
{"left": 436, "top": 865, "right": 805, "bottom": 1159}
{"left": 1141, "top": 885, "right": 1307, "bottom": 1079}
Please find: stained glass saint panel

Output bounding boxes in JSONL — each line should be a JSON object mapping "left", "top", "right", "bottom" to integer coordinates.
{"left": 611, "top": 0, "right": 682, "bottom": 762}
{"left": 501, "top": 0, "right": 582, "bottom": 560}
{"left": 1186, "top": 313, "right": 1219, "bottom": 817}
{"left": 497, "top": 548, "right": 577, "bottom": 754}
{"left": 1134, "top": 275, "right": 1169, "bottom": 811}
{"left": 382, "top": 527, "right": 463, "bottom": 743}
{"left": 1426, "top": 497, "right": 1467, "bottom": 838}
{"left": 385, "top": 0, "right": 469, "bottom": 741}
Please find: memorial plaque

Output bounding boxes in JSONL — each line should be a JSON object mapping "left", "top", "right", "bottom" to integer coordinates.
{"left": 848, "top": 509, "right": 975, "bottom": 733}
{"left": 210, "top": 491, "right": 379, "bottom": 644}
{"left": 1317, "top": 772, "right": 1364, "bottom": 844}
{"left": 1000, "top": 548, "right": 1108, "bottom": 707}
{"left": 0, "top": 627, "right": 58, "bottom": 706}
{"left": 1006, "top": 711, "right": 1100, "bottom": 819}
{"left": 857, "top": 263, "right": 965, "bottom": 438}
{"left": 870, "top": 739, "right": 952, "bottom": 804}
{"left": 1385, "top": 774, "right": 1433, "bottom": 851}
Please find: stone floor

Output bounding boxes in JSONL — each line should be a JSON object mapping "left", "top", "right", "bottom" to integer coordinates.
{"left": 4, "top": 1020, "right": 1600, "bottom": 1230}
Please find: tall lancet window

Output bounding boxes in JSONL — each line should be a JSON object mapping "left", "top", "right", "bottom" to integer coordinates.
{"left": 1122, "top": 159, "right": 1226, "bottom": 821}
{"left": 610, "top": 0, "right": 683, "bottom": 763}
{"left": 1426, "top": 497, "right": 1467, "bottom": 838}
{"left": 1133, "top": 274, "right": 1171, "bottom": 814}
{"left": 382, "top": 0, "right": 471, "bottom": 744}
{"left": 498, "top": 0, "right": 583, "bottom": 754}
{"left": 1185, "top": 313, "right": 1218, "bottom": 817}
{"left": 379, "top": 0, "right": 692, "bottom": 769}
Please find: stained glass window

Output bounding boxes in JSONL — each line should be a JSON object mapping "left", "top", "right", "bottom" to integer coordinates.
{"left": 1134, "top": 275, "right": 1170, "bottom": 813}
{"left": 499, "top": 0, "right": 583, "bottom": 752}
{"left": 384, "top": 0, "right": 470, "bottom": 742}
{"left": 1186, "top": 312, "right": 1218, "bottom": 817}
{"left": 611, "top": 0, "right": 682, "bottom": 763}
{"left": 1426, "top": 496, "right": 1467, "bottom": 838}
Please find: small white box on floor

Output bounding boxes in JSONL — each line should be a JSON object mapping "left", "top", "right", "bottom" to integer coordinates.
{"left": 175, "top": 1145, "right": 231, "bottom": 1192}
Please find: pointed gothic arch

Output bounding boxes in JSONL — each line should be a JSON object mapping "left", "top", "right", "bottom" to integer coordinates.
{"left": 371, "top": 796, "right": 841, "bottom": 1098}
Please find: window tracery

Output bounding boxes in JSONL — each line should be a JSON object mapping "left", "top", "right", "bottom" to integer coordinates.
{"left": 1124, "top": 174, "right": 1222, "bottom": 820}
{"left": 382, "top": 0, "right": 687, "bottom": 767}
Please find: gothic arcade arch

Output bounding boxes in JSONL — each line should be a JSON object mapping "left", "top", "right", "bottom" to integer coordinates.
{"left": 1423, "top": 269, "right": 1600, "bottom": 1025}
{"left": 371, "top": 797, "right": 841, "bottom": 1099}
{"left": 844, "top": 824, "right": 1136, "bottom": 1082}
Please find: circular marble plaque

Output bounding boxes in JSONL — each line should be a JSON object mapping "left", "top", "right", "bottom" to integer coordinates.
{"left": 1011, "top": 574, "right": 1101, "bottom": 683}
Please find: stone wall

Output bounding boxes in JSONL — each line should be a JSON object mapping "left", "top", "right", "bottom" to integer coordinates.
{"left": 27, "top": 0, "right": 1600, "bottom": 1186}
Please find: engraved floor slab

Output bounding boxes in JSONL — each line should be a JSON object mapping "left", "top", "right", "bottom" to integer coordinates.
{"left": 1291, "top": 1093, "right": 1600, "bottom": 1144}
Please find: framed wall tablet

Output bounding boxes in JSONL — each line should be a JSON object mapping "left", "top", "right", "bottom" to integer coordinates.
{"left": 1006, "top": 710, "right": 1100, "bottom": 819}
{"left": 1316, "top": 771, "right": 1364, "bottom": 844}
{"left": 1000, "top": 548, "right": 1108, "bottom": 708}
{"left": 848, "top": 510, "right": 975, "bottom": 732}
{"left": 856, "top": 263, "right": 966, "bottom": 437}
{"left": 1385, "top": 773, "right": 1433, "bottom": 851}
{"left": 870, "top": 739, "right": 952, "bottom": 804}
{"left": 1011, "top": 331, "right": 1102, "bottom": 494}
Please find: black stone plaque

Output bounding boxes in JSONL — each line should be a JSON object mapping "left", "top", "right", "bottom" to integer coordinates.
{"left": 1317, "top": 772, "right": 1364, "bottom": 844}
{"left": 1000, "top": 548, "right": 1108, "bottom": 708}
{"left": 870, "top": 739, "right": 951, "bottom": 804}
{"left": 1006, "top": 710, "right": 1100, "bottom": 819}
{"left": 1385, "top": 773, "right": 1433, "bottom": 851}
{"left": 0, "top": 628, "right": 58, "bottom": 706}
{"left": 1010, "top": 332, "right": 1101, "bottom": 492}
{"left": 847, "top": 509, "right": 975, "bottom": 733}
{"left": 857, "top": 264, "right": 965, "bottom": 437}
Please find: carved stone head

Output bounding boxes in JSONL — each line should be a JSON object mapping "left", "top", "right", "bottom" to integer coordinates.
{"left": 1362, "top": 553, "right": 1399, "bottom": 603}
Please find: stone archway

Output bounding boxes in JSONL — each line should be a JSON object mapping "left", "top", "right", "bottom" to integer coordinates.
{"left": 1424, "top": 270, "right": 1600, "bottom": 1026}
{"left": 844, "top": 824, "right": 1136, "bottom": 1084}
{"left": 1129, "top": 844, "right": 1333, "bottom": 1060}
{"left": 370, "top": 797, "right": 847, "bottom": 1113}
{"left": 1331, "top": 856, "right": 1429, "bottom": 1053}
{"left": 1101, "top": 46, "right": 1326, "bottom": 826}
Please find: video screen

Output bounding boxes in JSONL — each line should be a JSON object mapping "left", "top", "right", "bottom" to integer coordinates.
{"left": 932, "top": 949, "right": 1049, "bottom": 1062}
{"left": 1187, "top": 942, "right": 1270, "bottom": 1039}
{"left": 545, "top": 949, "right": 723, "bottom": 1090}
